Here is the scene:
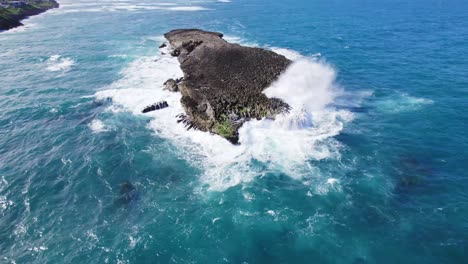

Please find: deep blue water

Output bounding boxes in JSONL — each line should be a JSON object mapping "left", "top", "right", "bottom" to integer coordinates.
{"left": 1, "top": 0, "right": 467, "bottom": 263}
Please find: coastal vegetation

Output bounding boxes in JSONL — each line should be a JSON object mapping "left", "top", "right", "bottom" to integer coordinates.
{"left": 0, "top": 0, "right": 59, "bottom": 30}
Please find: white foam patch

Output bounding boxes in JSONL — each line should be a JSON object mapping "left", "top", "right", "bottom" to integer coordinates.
{"left": 89, "top": 119, "right": 109, "bottom": 133}
{"left": 53, "top": 1, "right": 211, "bottom": 13}
{"left": 166, "top": 6, "right": 211, "bottom": 11}
{"left": 376, "top": 92, "right": 433, "bottom": 113}
{"left": 109, "top": 54, "right": 131, "bottom": 59}
{"left": 95, "top": 37, "right": 354, "bottom": 192}
{"left": 218, "top": 0, "right": 232, "bottom": 2}
{"left": 0, "top": 196, "right": 13, "bottom": 211}
{"left": 28, "top": 246, "right": 48, "bottom": 252}
{"left": 0, "top": 176, "right": 12, "bottom": 211}
{"left": 265, "top": 59, "right": 337, "bottom": 113}
{"left": 271, "top": 48, "right": 304, "bottom": 61}
{"left": 2, "top": 23, "right": 39, "bottom": 34}
{"left": 95, "top": 53, "right": 183, "bottom": 115}
{"left": 313, "top": 177, "right": 343, "bottom": 195}
{"left": 327, "top": 178, "right": 339, "bottom": 185}
{"left": 46, "top": 55, "right": 75, "bottom": 72}
{"left": 226, "top": 36, "right": 260, "bottom": 48}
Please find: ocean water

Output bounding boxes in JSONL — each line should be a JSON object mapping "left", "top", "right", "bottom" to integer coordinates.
{"left": 1, "top": 0, "right": 467, "bottom": 263}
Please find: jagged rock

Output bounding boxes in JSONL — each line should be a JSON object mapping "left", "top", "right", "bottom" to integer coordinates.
{"left": 164, "top": 29, "right": 291, "bottom": 143}
{"left": 181, "top": 40, "right": 203, "bottom": 54}
{"left": 163, "top": 79, "right": 179, "bottom": 92}
{"left": 170, "top": 49, "right": 181, "bottom": 57}
{"left": 159, "top": 43, "right": 167, "bottom": 48}
{"left": 142, "top": 101, "right": 169, "bottom": 113}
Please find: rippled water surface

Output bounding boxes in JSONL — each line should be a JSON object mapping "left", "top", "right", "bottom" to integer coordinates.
{"left": 1, "top": 0, "right": 467, "bottom": 263}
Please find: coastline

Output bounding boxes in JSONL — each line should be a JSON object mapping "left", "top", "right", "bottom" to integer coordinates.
{"left": 0, "top": 0, "right": 59, "bottom": 31}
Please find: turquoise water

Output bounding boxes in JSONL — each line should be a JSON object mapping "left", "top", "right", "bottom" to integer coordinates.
{"left": 1, "top": 0, "right": 467, "bottom": 263}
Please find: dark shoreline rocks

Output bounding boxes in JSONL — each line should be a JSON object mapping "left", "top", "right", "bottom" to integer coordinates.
{"left": 163, "top": 29, "right": 291, "bottom": 144}
{"left": 142, "top": 101, "right": 169, "bottom": 113}
{"left": 0, "top": 0, "right": 59, "bottom": 31}
{"left": 163, "top": 79, "right": 179, "bottom": 92}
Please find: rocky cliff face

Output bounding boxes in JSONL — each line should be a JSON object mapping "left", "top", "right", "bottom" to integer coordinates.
{"left": 0, "top": 0, "right": 59, "bottom": 31}
{"left": 164, "top": 29, "right": 291, "bottom": 143}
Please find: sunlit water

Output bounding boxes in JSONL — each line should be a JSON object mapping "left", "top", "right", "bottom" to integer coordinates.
{"left": 1, "top": 0, "right": 467, "bottom": 263}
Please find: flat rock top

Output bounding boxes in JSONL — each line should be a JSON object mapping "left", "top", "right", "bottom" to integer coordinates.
{"left": 164, "top": 29, "right": 291, "bottom": 104}
{"left": 165, "top": 29, "right": 225, "bottom": 48}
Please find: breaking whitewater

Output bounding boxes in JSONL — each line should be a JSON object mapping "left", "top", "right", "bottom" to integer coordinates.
{"left": 94, "top": 36, "right": 359, "bottom": 192}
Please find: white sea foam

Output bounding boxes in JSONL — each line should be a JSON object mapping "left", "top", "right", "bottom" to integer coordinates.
{"left": 0, "top": 196, "right": 13, "bottom": 211}
{"left": 109, "top": 54, "right": 130, "bottom": 59}
{"left": 327, "top": 178, "right": 339, "bottom": 185}
{"left": 166, "top": 6, "right": 211, "bottom": 11}
{"left": 128, "top": 236, "right": 138, "bottom": 249}
{"left": 46, "top": 55, "right": 75, "bottom": 72}
{"left": 0, "top": 177, "right": 12, "bottom": 211}
{"left": 270, "top": 48, "right": 304, "bottom": 60}
{"left": 56, "top": 2, "right": 211, "bottom": 13}
{"left": 224, "top": 35, "right": 259, "bottom": 47}
{"left": 0, "top": 176, "right": 7, "bottom": 188}
{"left": 89, "top": 119, "right": 109, "bottom": 133}
{"left": 376, "top": 92, "right": 433, "bottom": 113}
{"left": 95, "top": 37, "right": 354, "bottom": 192}
{"left": 28, "top": 246, "right": 48, "bottom": 252}
{"left": 2, "top": 23, "right": 39, "bottom": 33}
{"left": 95, "top": 54, "right": 183, "bottom": 115}
{"left": 265, "top": 59, "right": 337, "bottom": 113}
{"left": 86, "top": 230, "right": 98, "bottom": 241}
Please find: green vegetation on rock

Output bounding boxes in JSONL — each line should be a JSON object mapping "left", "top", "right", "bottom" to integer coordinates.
{"left": 0, "top": 0, "right": 59, "bottom": 31}
{"left": 215, "top": 119, "right": 237, "bottom": 140}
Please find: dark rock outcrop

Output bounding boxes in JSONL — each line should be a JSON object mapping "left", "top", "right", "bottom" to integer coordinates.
{"left": 0, "top": 0, "right": 59, "bottom": 31}
{"left": 164, "top": 29, "right": 291, "bottom": 143}
{"left": 163, "top": 79, "right": 179, "bottom": 92}
{"left": 142, "top": 101, "right": 169, "bottom": 113}
{"left": 170, "top": 49, "right": 180, "bottom": 57}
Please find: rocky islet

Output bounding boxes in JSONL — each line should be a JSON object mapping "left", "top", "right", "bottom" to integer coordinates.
{"left": 161, "top": 29, "right": 292, "bottom": 143}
